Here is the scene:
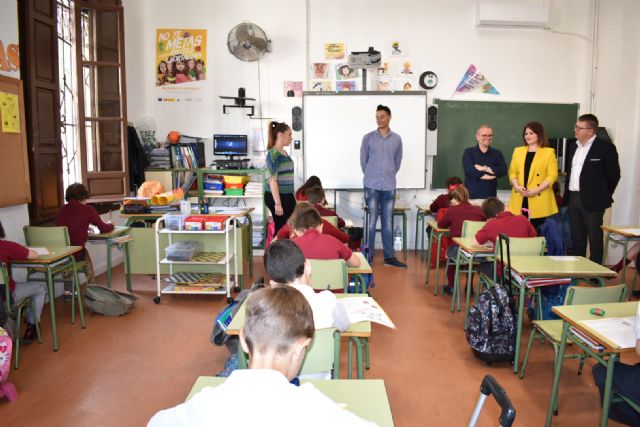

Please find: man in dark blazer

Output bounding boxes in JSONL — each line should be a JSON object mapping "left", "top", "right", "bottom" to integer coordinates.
{"left": 563, "top": 114, "right": 620, "bottom": 264}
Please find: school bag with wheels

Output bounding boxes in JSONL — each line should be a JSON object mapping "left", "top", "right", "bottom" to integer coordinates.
{"left": 468, "top": 375, "right": 516, "bottom": 427}
{"left": 466, "top": 234, "right": 516, "bottom": 364}
{"left": 84, "top": 285, "right": 137, "bottom": 316}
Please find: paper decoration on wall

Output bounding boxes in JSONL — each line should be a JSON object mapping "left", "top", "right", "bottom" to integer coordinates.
{"left": 454, "top": 64, "right": 500, "bottom": 95}
{"left": 310, "top": 80, "right": 333, "bottom": 92}
{"left": 156, "top": 29, "right": 207, "bottom": 86}
{"left": 283, "top": 81, "right": 303, "bottom": 97}
{"left": 337, "top": 80, "right": 356, "bottom": 92}
{"left": 311, "top": 62, "right": 330, "bottom": 79}
{"left": 377, "top": 61, "right": 391, "bottom": 77}
{"left": 399, "top": 60, "right": 415, "bottom": 76}
{"left": 388, "top": 40, "right": 408, "bottom": 57}
{"left": 324, "top": 42, "right": 345, "bottom": 60}
{"left": 335, "top": 63, "right": 359, "bottom": 80}
{"left": 375, "top": 78, "right": 391, "bottom": 91}
{"left": 397, "top": 79, "right": 416, "bottom": 91}
{"left": 0, "top": 91, "right": 19, "bottom": 133}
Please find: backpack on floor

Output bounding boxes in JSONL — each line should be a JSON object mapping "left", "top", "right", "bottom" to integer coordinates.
{"left": 466, "top": 234, "right": 516, "bottom": 364}
{"left": 84, "top": 285, "right": 137, "bottom": 316}
{"left": 0, "top": 328, "right": 17, "bottom": 402}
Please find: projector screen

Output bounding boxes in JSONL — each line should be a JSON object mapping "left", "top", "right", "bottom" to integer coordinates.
{"left": 302, "top": 92, "right": 427, "bottom": 189}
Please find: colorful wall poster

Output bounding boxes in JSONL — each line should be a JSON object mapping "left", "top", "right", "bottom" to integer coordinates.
{"left": 324, "top": 42, "right": 345, "bottom": 60}
{"left": 311, "top": 62, "right": 330, "bottom": 79}
{"left": 399, "top": 60, "right": 416, "bottom": 76}
{"left": 310, "top": 80, "right": 333, "bottom": 92}
{"left": 374, "top": 78, "right": 391, "bottom": 91}
{"left": 396, "top": 79, "right": 416, "bottom": 91}
{"left": 336, "top": 80, "right": 356, "bottom": 92}
{"left": 283, "top": 81, "right": 303, "bottom": 97}
{"left": 336, "top": 63, "right": 360, "bottom": 80}
{"left": 156, "top": 29, "right": 207, "bottom": 86}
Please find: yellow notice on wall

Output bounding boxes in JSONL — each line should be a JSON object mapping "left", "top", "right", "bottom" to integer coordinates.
{"left": 0, "top": 91, "right": 20, "bottom": 133}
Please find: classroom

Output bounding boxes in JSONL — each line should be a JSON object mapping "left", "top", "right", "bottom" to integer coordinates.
{"left": 1, "top": 0, "right": 639, "bottom": 425}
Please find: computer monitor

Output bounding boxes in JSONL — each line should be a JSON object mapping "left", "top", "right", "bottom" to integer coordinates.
{"left": 213, "top": 134, "right": 248, "bottom": 159}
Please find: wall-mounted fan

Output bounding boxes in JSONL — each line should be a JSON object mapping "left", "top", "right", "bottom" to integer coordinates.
{"left": 227, "top": 22, "right": 272, "bottom": 62}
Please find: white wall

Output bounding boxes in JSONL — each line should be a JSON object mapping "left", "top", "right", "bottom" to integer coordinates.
{"left": 123, "top": 0, "right": 638, "bottom": 250}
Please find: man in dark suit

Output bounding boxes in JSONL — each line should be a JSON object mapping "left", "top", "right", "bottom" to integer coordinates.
{"left": 563, "top": 114, "right": 620, "bottom": 264}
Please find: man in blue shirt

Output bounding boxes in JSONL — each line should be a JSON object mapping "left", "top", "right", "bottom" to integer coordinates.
{"left": 462, "top": 125, "right": 507, "bottom": 199}
{"left": 360, "top": 105, "right": 406, "bottom": 268}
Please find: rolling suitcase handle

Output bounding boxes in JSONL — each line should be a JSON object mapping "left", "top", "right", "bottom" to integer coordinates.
{"left": 468, "top": 375, "right": 516, "bottom": 427}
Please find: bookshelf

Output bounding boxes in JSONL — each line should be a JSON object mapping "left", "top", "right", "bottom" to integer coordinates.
{"left": 196, "top": 168, "right": 266, "bottom": 250}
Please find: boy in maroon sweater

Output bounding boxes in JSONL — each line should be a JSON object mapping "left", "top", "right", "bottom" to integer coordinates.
{"left": 429, "top": 176, "right": 462, "bottom": 214}
{"left": 474, "top": 197, "right": 537, "bottom": 278}
{"left": 292, "top": 208, "right": 360, "bottom": 268}
{"left": 56, "top": 183, "right": 114, "bottom": 260}
{"left": 304, "top": 186, "right": 346, "bottom": 229}
{"left": 437, "top": 185, "right": 485, "bottom": 295}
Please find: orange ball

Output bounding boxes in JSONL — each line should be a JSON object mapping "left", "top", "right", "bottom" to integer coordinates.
{"left": 167, "top": 131, "right": 181, "bottom": 144}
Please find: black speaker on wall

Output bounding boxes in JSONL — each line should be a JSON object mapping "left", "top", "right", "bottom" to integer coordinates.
{"left": 426, "top": 105, "right": 438, "bottom": 156}
{"left": 292, "top": 106, "right": 302, "bottom": 131}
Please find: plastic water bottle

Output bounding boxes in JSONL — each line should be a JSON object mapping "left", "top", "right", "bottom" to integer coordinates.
{"left": 394, "top": 226, "right": 402, "bottom": 252}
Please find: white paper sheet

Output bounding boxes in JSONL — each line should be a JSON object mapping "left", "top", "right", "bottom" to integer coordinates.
{"left": 548, "top": 256, "right": 579, "bottom": 261}
{"left": 338, "top": 297, "right": 395, "bottom": 329}
{"left": 28, "top": 247, "right": 49, "bottom": 255}
{"left": 579, "top": 316, "right": 637, "bottom": 349}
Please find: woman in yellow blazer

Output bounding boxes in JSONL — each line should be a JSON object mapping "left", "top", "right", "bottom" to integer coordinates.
{"left": 508, "top": 121, "right": 558, "bottom": 228}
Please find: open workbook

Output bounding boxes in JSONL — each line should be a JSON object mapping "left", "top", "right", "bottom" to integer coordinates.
{"left": 578, "top": 316, "right": 637, "bottom": 349}
{"left": 338, "top": 297, "right": 396, "bottom": 329}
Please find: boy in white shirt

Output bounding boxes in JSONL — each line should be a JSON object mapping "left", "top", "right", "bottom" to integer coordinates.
{"left": 147, "top": 286, "right": 376, "bottom": 427}
{"left": 592, "top": 302, "right": 640, "bottom": 425}
{"left": 264, "top": 239, "right": 350, "bottom": 332}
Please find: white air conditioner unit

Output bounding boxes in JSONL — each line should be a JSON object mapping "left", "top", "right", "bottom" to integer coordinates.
{"left": 476, "top": 2, "right": 549, "bottom": 29}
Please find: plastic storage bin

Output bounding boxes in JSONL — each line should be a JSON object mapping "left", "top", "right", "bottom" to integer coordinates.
{"left": 204, "top": 181, "right": 224, "bottom": 191}
{"left": 163, "top": 213, "right": 187, "bottom": 230}
{"left": 165, "top": 240, "right": 203, "bottom": 261}
{"left": 223, "top": 175, "right": 250, "bottom": 185}
{"left": 203, "top": 215, "right": 230, "bottom": 231}
{"left": 184, "top": 216, "right": 205, "bottom": 230}
{"left": 224, "top": 188, "right": 244, "bottom": 196}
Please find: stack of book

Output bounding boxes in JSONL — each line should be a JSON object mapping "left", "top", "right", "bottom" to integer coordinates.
{"left": 244, "top": 182, "right": 262, "bottom": 197}
{"left": 170, "top": 144, "right": 200, "bottom": 169}
{"left": 510, "top": 271, "right": 572, "bottom": 288}
{"left": 148, "top": 147, "right": 171, "bottom": 169}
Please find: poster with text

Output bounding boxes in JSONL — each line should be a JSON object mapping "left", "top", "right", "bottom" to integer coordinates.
{"left": 156, "top": 29, "right": 207, "bottom": 88}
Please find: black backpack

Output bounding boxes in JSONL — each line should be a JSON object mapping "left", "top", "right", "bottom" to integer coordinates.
{"left": 466, "top": 234, "right": 517, "bottom": 364}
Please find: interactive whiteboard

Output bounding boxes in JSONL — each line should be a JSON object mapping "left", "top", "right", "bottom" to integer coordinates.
{"left": 303, "top": 92, "right": 427, "bottom": 189}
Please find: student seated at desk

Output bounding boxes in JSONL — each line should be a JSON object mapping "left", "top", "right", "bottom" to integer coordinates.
{"left": 264, "top": 239, "right": 349, "bottom": 333}
{"left": 293, "top": 208, "right": 361, "bottom": 268}
{"left": 148, "top": 286, "right": 374, "bottom": 427}
{"left": 56, "top": 183, "right": 114, "bottom": 262}
{"left": 592, "top": 302, "right": 640, "bottom": 426}
{"left": 295, "top": 175, "right": 323, "bottom": 202}
{"left": 0, "top": 221, "right": 46, "bottom": 344}
{"left": 429, "top": 176, "right": 463, "bottom": 214}
{"left": 473, "top": 197, "right": 537, "bottom": 277}
{"left": 304, "top": 186, "right": 346, "bottom": 228}
{"left": 437, "top": 185, "right": 485, "bottom": 295}
{"left": 276, "top": 202, "right": 349, "bottom": 244}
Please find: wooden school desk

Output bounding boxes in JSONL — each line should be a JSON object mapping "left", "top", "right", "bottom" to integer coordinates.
{"left": 424, "top": 220, "right": 450, "bottom": 294}
{"left": 226, "top": 293, "right": 372, "bottom": 379}
{"left": 505, "top": 256, "right": 617, "bottom": 374}
{"left": 414, "top": 204, "right": 431, "bottom": 258}
{"left": 11, "top": 246, "right": 84, "bottom": 351}
{"left": 451, "top": 237, "right": 494, "bottom": 324}
{"left": 186, "top": 376, "right": 395, "bottom": 427}
{"left": 602, "top": 225, "right": 640, "bottom": 285}
{"left": 348, "top": 252, "right": 373, "bottom": 293}
{"left": 87, "top": 225, "right": 132, "bottom": 291}
{"left": 545, "top": 302, "right": 638, "bottom": 427}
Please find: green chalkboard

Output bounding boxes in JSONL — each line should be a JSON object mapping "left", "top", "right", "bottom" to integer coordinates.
{"left": 432, "top": 100, "right": 579, "bottom": 190}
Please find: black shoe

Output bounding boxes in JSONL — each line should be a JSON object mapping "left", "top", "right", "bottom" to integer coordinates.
{"left": 442, "top": 285, "right": 454, "bottom": 296}
{"left": 384, "top": 258, "right": 407, "bottom": 269}
{"left": 22, "top": 323, "right": 38, "bottom": 345}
